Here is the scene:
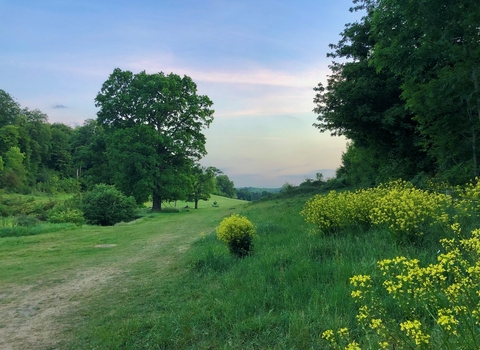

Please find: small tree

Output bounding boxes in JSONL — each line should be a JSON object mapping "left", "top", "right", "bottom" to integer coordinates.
{"left": 81, "top": 184, "right": 137, "bottom": 226}
{"left": 188, "top": 165, "right": 217, "bottom": 209}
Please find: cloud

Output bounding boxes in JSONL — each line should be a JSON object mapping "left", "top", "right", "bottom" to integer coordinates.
{"left": 130, "top": 57, "right": 330, "bottom": 88}
{"left": 53, "top": 104, "right": 67, "bottom": 109}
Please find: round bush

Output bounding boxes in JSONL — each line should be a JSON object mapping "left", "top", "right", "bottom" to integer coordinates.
{"left": 216, "top": 214, "right": 256, "bottom": 258}
{"left": 81, "top": 184, "right": 137, "bottom": 226}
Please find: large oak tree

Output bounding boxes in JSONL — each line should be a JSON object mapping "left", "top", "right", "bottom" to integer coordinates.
{"left": 95, "top": 68, "right": 214, "bottom": 211}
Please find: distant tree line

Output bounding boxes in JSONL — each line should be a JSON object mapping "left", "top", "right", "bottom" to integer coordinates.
{"left": 315, "top": 0, "right": 480, "bottom": 187}
{"left": 0, "top": 69, "right": 236, "bottom": 210}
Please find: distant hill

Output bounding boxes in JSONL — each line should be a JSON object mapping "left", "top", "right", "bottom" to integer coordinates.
{"left": 237, "top": 187, "right": 282, "bottom": 194}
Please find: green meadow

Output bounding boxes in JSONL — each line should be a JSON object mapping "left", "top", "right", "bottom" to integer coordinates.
{"left": 2, "top": 190, "right": 458, "bottom": 350}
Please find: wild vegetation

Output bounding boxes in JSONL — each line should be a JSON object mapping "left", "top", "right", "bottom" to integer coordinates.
{"left": 3, "top": 182, "right": 478, "bottom": 349}
{"left": 314, "top": 0, "right": 480, "bottom": 187}
{"left": 1, "top": 0, "right": 480, "bottom": 349}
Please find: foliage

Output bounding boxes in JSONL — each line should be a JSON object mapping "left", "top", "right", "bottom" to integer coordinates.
{"left": 323, "top": 224, "right": 480, "bottom": 349}
{"left": 301, "top": 188, "right": 373, "bottom": 235}
{"left": 0, "top": 194, "right": 55, "bottom": 219}
{"left": 95, "top": 68, "right": 214, "bottom": 211}
{"left": 36, "top": 175, "right": 81, "bottom": 194}
{"left": 313, "top": 9, "right": 433, "bottom": 187}
{"left": 370, "top": 0, "right": 480, "bottom": 180}
{"left": 81, "top": 184, "right": 137, "bottom": 226}
{"left": 0, "top": 146, "right": 27, "bottom": 190}
{"left": 369, "top": 181, "right": 452, "bottom": 243}
{"left": 215, "top": 174, "right": 236, "bottom": 198}
{"left": 46, "top": 204, "right": 85, "bottom": 225}
{"left": 216, "top": 214, "right": 256, "bottom": 257}
{"left": 188, "top": 165, "right": 217, "bottom": 209}
{"left": 315, "top": 0, "right": 480, "bottom": 186}
{"left": 71, "top": 119, "right": 110, "bottom": 189}
{"left": 48, "top": 123, "right": 74, "bottom": 177}
{"left": 0, "top": 89, "right": 21, "bottom": 127}
{"left": 302, "top": 180, "right": 460, "bottom": 243}
{"left": 13, "top": 214, "right": 39, "bottom": 227}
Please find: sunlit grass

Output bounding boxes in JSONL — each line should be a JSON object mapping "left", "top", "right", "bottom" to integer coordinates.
{"left": 2, "top": 191, "right": 476, "bottom": 349}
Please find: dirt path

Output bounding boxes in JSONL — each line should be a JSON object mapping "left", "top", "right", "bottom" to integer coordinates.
{"left": 0, "top": 230, "right": 200, "bottom": 350}
{"left": 0, "top": 267, "right": 120, "bottom": 350}
{"left": 0, "top": 196, "right": 242, "bottom": 350}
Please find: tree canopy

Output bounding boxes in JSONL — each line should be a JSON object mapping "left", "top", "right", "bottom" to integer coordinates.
{"left": 314, "top": 0, "right": 479, "bottom": 186}
{"left": 215, "top": 174, "right": 236, "bottom": 198}
{"left": 95, "top": 68, "right": 214, "bottom": 210}
{"left": 188, "top": 165, "right": 217, "bottom": 209}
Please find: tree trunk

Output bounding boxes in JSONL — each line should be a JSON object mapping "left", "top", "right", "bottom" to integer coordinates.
{"left": 472, "top": 65, "right": 480, "bottom": 176}
{"left": 472, "top": 126, "right": 477, "bottom": 178}
{"left": 152, "top": 192, "right": 162, "bottom": 212}
{"left": 194, "top": 199, "right": 199, "bottom": 209}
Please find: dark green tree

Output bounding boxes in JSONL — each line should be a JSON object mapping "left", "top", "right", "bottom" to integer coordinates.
{"left": 314, "top": 3, "right": 433, "bottom": 186}
{"left": 81, "top": 184, "right": 137, "bottom": 226}
{"left": 71, "top": 119, "right": 110, "bottom": 189}
{"left": 236, "top": 188, "right": 253, "bottom": 201}
{"left": 14, "top": 108, "right": 52, "bottom": 185}
{"left": 0, "top": 146, "right": 26, "bottom": 190}
{"left": 215, "top": 174, "right": 236, "bottom": 198}
{"left": 48, "top": 123, "right": 73, "bottom": 177}
{"left": 370, "top": 0, "right": 480, "bottom": 182}
{"left": 0, "top": 89, "right": 20, "bottom": 127}
{"left": 188, "top": 165, "right": 217, "bottom": 209}
{"left": 95, "top": 68, "right": 214, "bottom": 211}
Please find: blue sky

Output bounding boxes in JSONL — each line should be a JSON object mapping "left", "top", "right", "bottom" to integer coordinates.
{"left": 1, "top": 0, "right": 360, "bottom": 188}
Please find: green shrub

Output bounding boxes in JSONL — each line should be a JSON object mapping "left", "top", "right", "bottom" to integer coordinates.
{"left": 81, "top": 184, "right": 137, "bottom": 226}
{"left": 14, "top": 214, "right": 39, "bottom": 227}
{"left": 46, "top": 207, "right": 85, "bottom": 225}
{"left": 216, "top": 214, "right": 256, "bottom": 258}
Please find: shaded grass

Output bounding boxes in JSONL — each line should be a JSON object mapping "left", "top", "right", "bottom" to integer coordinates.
{"left": 0, "top": 222, "right": 79, "bottom": 238}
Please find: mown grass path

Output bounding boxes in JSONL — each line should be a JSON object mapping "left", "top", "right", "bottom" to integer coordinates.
{"left": 0, "top": 196, "right": 246, "bottom": 350}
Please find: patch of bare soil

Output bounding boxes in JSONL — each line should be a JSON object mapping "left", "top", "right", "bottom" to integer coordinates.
{"left": 0, "top": 267, "right": 120, "bottom": 350}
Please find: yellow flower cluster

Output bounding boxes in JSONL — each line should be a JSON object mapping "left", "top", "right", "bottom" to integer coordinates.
{"left": 302, "top": 180, "right": 452, "bottom": 241}
{"left": 301, "top": 188, "right": 373, "bottom": 234}
{"left": 338, "top": 227, "right": 480, "bottom": 348}
{"left": 321, "top": 328, "right": 360, "bottom": 350}
{"left": 454, "top": 177, "right": 480, "bottom": 218}
{"left": 399, "top": 320, "right": 430, "bottom": 345}
{"left": 216, "top": 214, "right": 256, "bottom": 244}
{"left": 369, "top": 185, "right": 450, "bottom": 240}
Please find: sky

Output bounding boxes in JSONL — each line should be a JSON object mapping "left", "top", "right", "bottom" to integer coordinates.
{"left": 0, "top": 0, "right": 360, "bottom": 188}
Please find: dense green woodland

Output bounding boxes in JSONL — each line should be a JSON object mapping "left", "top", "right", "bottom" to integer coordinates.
{"left": 315, "top": 0, "right": 480, "bottom": 187}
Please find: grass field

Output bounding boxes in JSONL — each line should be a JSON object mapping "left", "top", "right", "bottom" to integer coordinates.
{"left": 0, "top": 195, "right": 247, "bottom": 349}
{"left": 0, "top": 192, "right": 471, "bottom": 349}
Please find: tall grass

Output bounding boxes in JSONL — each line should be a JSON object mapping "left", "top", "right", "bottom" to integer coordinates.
{"left": 61, "top": 195, "right": 441, "bottom": 349}
{"left": 0, "top": 222, "right": 78, "bottom": 238}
